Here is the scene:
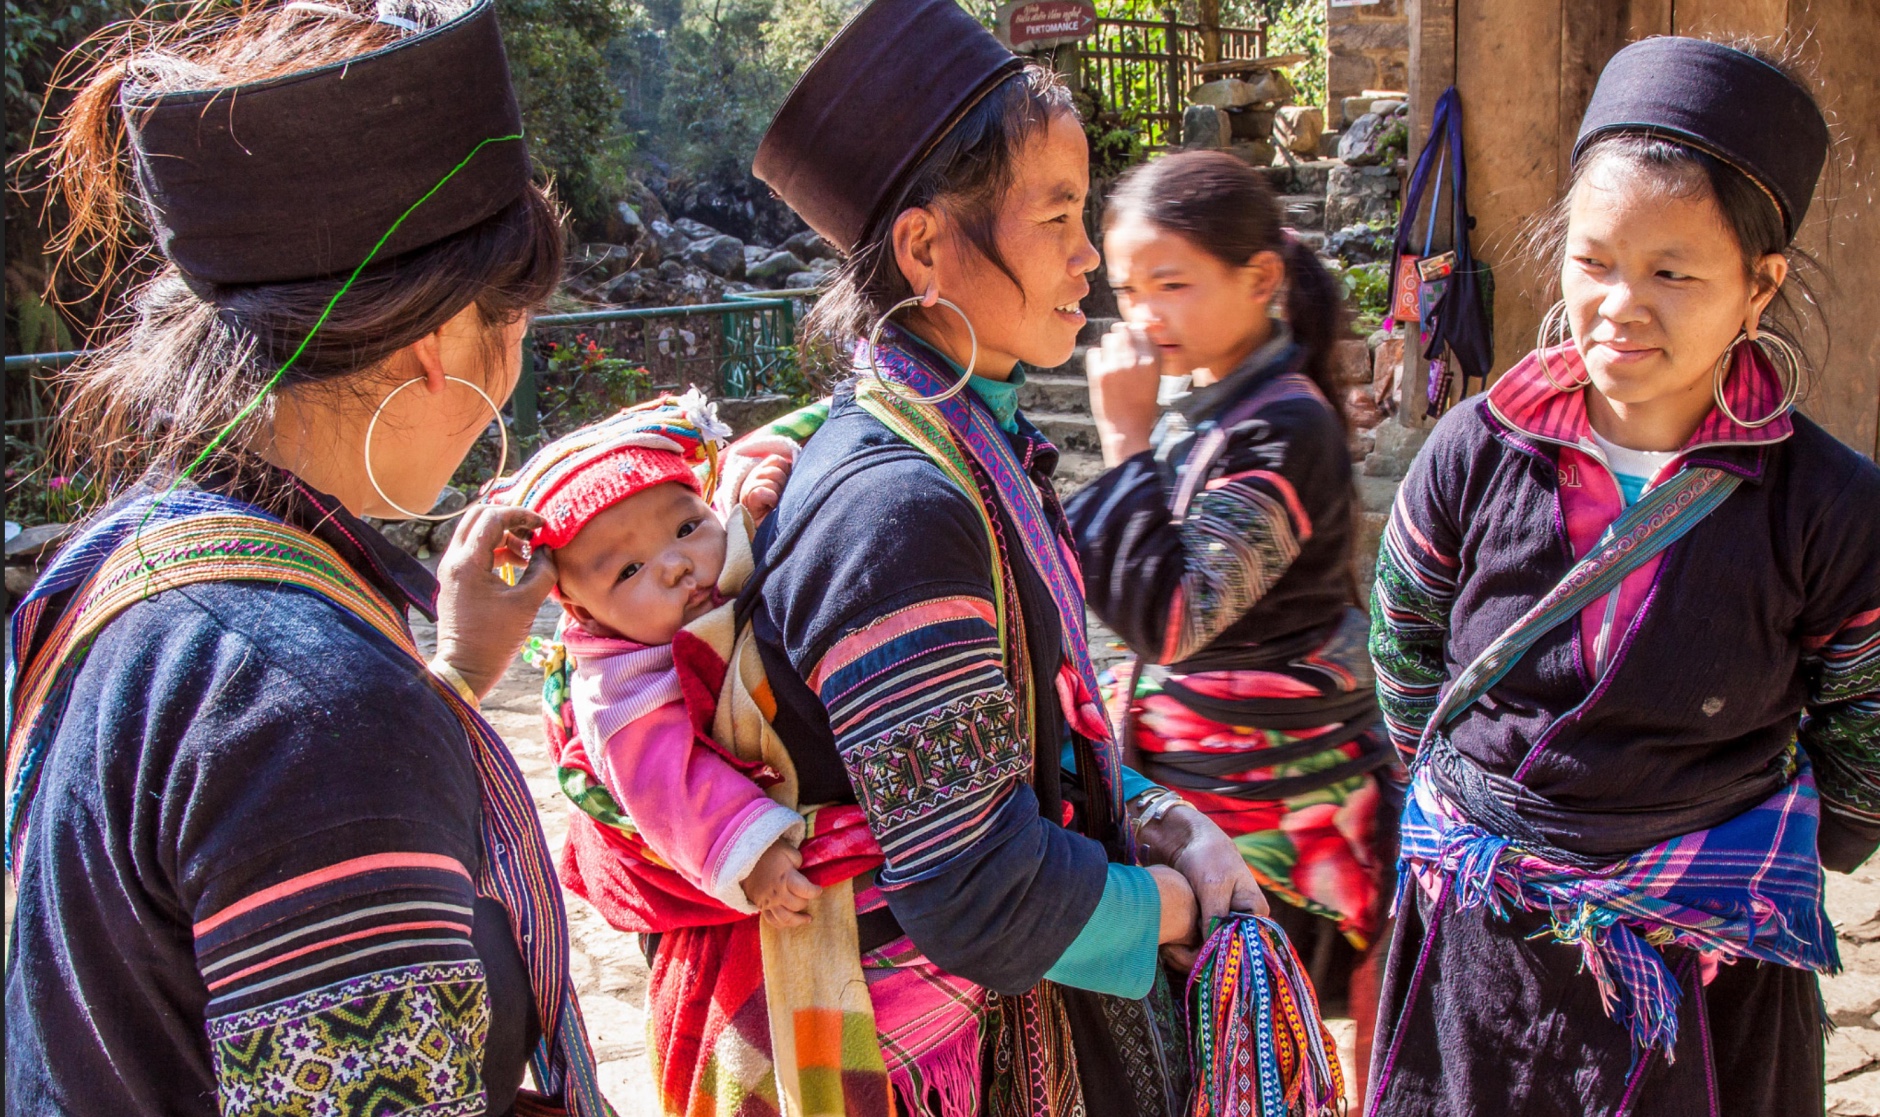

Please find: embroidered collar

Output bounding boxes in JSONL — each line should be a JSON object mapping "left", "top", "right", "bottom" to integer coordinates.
{"left": 1167, "top": 325, "right": 1296, "bottom": 426}
{"left": 1486, "top": 342, "right": 1794, "bottom": 458}
{"left": 893, "top": 328, "right": 1029, "bottom": 434}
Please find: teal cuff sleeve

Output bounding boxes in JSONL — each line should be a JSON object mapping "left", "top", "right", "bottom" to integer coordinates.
{"left": 1042, "top": 863, "right": 1161, "bottom": 998}
{"left": 1060, "top": 741, "right": 1160, "bottom": 803}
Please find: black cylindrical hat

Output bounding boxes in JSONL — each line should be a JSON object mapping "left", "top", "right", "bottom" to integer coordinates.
{"left": 752, "top": 0, "right": 1023, "bottom": 254}
{"left": 124, "top": 0, "right": 531, "bottom": 286}
{"left": 1573, "top": 36, "right": 1828, "bottom": 240}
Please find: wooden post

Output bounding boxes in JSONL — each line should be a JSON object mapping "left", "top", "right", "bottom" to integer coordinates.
{"left": 514, "top": 332, "right": 539, "bottom": 442}
{"left": 1164, "top": 7, "right": 1182, "bottom": 142}
{"left": 1197, "top": 0, "right": 1222, "bottom": 63}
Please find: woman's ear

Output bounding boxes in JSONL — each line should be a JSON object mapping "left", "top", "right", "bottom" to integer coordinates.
{"left": 410, "top": 325, "right": 449, "bottom": 395}
{"left": 891, "top": 206, "right": 942, "bottom": 299}
{"left": 1744, "top": 251, "right": 1790, "bottom": 340}
{"left": 1242, "top": 248, "right": 1287, "bottom": 311}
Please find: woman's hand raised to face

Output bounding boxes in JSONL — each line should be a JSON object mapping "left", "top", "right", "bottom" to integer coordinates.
{"left": 1141, "top": 803, "right": 1269, "bottom": 971}
{"left": 1085, "top": 322, "right": 1164, "bottom": 468}
{"left": 435, "top": 505, "right": 556, "bottom": 699}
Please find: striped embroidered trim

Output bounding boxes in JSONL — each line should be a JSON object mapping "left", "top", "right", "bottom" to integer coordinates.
{"left": 195, "top": 852, "right": 470, "bottom": 936}
{"left": 810, "top": 596, "right": 999, "bottom": 695}
{"left": 1162, "top": 479, "right": 1303, "bottom": 664}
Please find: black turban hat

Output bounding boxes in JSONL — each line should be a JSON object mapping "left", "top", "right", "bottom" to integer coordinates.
{"left": 123, "top": 0, "right": 532, "bottom": 287}
{"left": 752, "top": 0, "right": 1024, "bottom": 254}
{"left": 1573, "top": 36, "right": 1828, "bottom": 241}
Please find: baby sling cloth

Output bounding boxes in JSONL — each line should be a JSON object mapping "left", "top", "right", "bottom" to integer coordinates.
{"left": 4, "top": 490, "right": 613, "bottom": 1117}
{"left": 1389, "top": 463, "right": 1840, "bottom": 1057}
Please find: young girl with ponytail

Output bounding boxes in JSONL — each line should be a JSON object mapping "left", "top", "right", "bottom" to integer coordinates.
{"left": 1066, "top": 149, "right": 1396, "bottom": 1094}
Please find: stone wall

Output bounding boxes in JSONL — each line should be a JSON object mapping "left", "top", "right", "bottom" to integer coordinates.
{"left": 1326, "top": 0, "right": 1409, "bottom": 127}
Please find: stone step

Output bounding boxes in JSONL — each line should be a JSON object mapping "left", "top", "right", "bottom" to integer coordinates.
{"left": 1277, "top": 193, "right": 1326, "bottom": 230}
{"left": 1018, "top": 371, "right": 1091, "bottom": 413}
{"left": 1053, "top": 448, "right": 1108, "bottom": 494}
{"left": 1078, "top": 316, "right": 1121, "bottom": 345}
{"left": 1028, "top": 409, "right": 1103, "bottom": 455}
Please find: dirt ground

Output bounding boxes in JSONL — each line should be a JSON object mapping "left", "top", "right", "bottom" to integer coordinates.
{"left": 421, "top": 604, "right": 1880, "bottom": 1117}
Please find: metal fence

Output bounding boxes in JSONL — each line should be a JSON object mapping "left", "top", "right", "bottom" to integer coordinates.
{"left": 1080, "top": 16, "right": 1268, "bottom": 149}
{"left": 1, "top": 292, "right": 810, "bottom": 449}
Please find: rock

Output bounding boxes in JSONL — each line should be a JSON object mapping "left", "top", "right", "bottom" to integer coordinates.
{"left": 1363, "top": 415, "right": 1431, "bottom": 478}
{"left": 1326, "top": 222, "right": 1396, "bottom": 265}
{"left": 1351, "top": 509, "right": 1390, "bottom": 605}
{"left": 5, "top": 522, "right": 72, "bottom": 560}
{"left": 715, "top": 394, "right": 800, "bottom": 436}
{"left": 1345, "top": 384, "right": 1383, "bottom": 429}
{"left": 1229, "top": 107, "right": 1277, "bottom": 142}
{"left": 648, "top": 220, "right": 690, "bottom": 259}
{"left": 1338, "top": 111, "right": 1408, "bottom": 167}
{"left": 1829, "top": 1069, "right": 1880, "bottom": 1115}
{"left": 1190, "top": 78, "right": 1263, "bottom": 109}
{"left": 748, "top": 251, "right": 808, "bottom": 286}
{"left": 782, "top": 230, "right": 835, "bottom": 261}
{"left": 381, "top": 517, "right": 432, "bottom": 556}
{"left": 1341, "top": 95, "right": 1379, "bottom": 127}
{"left": 1182, "top": 104, "right": 1231, "bottom": 150}
{"left": 785, "top": 271, "right": 821, "bottom": 288}
{"left": 743, "top": 244, "right": 769, "bottom": 269}
{"left": 601, "top": 200, "right": 646, "bottom": 244}
{"left": 1829, "top": 1028, "right": 1880, "bottom": 1083}
{"left": 809, "top": 256, "right": 839, "bottom": 275}
{"left": 600, "top": 270, "right": 652, "bottom": 304}
{"left": 569, "top": 243, "right": 636, "bottom": 282}
{"left": 424, "top": 489, "right": 472, "bottom": 553}
{"left": 673, "top": 217, "right": 720, "bottom": 241}
{"left": 1827, "top": 874, "right": 1880, "bottom": 942}
{"left": 1325, "top": 164, "right": 1402, "bottom": 230}
{"left": 683, "top": 234, "right": 746, "bottom": 279}
{"left": 657, "top": 258, "right": 686, "bottom": 281}
{"left": 1334, "top": 338, "right": 1372, "bottom": 386}
{"left": 1373, "top": 334, "right": 1405, "bottom": 413}
{"left": 1280, "top": 194, "right": 1325, "bottom": 231}
{"left": 6, "top": 563, "right": 39, "bottom": 597}
{"left": 1275, "top": 106, "right": 1324, "bottom": 156}
{"left": 1369, "top": 98, "right": 1406, "bottom": 117}
{"left": 1825, "top": 973, "right": 1880, "bottom": 1026}
{"left": 1228, "top": 140, "right": 1276, "bottom": 167}
{"left": 1191, "top": 70, "right": 1291, "bottom": 109}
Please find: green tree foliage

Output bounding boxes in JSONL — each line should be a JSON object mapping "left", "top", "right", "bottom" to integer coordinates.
{"left": 498, "top": 0, "right": 631, "bottom": 232}
{"left": 613, "top": 0, "right": 856, "bottom": 184}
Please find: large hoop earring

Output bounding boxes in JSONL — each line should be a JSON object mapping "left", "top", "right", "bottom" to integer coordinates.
{"left": 1534, "top": 301, "right": 1590, "bottom": 392}
{"left": 364, "top": 375, "right": 509, "bottom": 520}
{"left": 865, "top": 295, "right": 979, "bottom": 405}
{"left": 1713, "top": 330, "right": 1803, "bottom": 429}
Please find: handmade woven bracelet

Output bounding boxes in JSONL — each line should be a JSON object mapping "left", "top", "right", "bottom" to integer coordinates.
{"left": 428, "top": 656, "right": 481, "bottom": 710}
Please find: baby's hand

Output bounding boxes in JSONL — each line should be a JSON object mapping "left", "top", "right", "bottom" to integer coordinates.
{"left": 742, "top": 837, "right": 821, "bottom": 927}
{"left": 738, "top": 455, "right": 793, "bottom": 523}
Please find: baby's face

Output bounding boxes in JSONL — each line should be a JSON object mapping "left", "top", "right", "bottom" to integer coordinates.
{"left": 554, "top": 482, "right": 726, "bottom": 645}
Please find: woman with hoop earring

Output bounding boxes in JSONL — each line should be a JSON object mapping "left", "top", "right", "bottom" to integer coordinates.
{"left": 611, "top": 2, "right": 1264, "bottom": 1115}
{"left": 7, "top": 3, "right": 611, "bottom": 1114}
{"left": 1366, "top": 38, "right": 1880, "bottom": 1116}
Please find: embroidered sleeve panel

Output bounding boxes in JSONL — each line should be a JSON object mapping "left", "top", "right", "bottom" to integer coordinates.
{"left": 1370, "top": 488, "right": 1462, "bottom": 764}
{"left": 207, "top": 959, "right": 490, "bottom": 1116}
{"left": 1802, "top": 606, "right": 1880, "bottom": 823}
{"left": 810, "top": 595, "right": 1030, "bottom": 882}
{"left": 1160, "top": 470, "right": 1308, "bottom": 663}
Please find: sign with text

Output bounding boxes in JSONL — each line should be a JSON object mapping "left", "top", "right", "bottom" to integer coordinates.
{"left": 996, "top": 0, "right": 1097, "bottom": 53}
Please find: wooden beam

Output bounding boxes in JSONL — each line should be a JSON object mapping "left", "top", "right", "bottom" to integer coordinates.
{"left": 1785, "top": 0, "right": 1880, "bottom": 456}
{"left": 1457, "top": 0, "right": 1564, "bottom": 385}
{"left": 1671, "top": 0, "right": 1787, "bottom": 37}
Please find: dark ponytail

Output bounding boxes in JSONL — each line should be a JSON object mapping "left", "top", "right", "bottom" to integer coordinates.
{"left": 1105, "top": 150, "right": 1349, "bottom": 427}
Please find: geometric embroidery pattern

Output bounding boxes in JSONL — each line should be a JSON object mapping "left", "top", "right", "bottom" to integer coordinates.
{"left": 1170, "top": 482, "right": 1301, "bottom": 663}
{"left": 208, "top": 961, "right": 489, "bottom": 1116}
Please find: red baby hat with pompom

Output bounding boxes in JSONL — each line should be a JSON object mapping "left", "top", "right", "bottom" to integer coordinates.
{"left": 483, "top": 389, "right": 731, "bottom": 550}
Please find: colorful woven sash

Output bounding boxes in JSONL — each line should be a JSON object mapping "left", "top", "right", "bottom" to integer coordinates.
{"left": 854, "top": 330, "right": 1127, "bottom": 843}
{"left": 5, "top": 498, "right": 612, "bottom": 1116}
{"left": 1418, "top": 463, "right": 1742, "bottom": 749}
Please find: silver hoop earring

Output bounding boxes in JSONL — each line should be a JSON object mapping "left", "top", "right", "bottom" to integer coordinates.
{"left": 364, "top": 375, "right": 509, "bottom": 520}
{"left": 1713, "top": 331, "right": 1803, "bottom": 430}
{"left": 1534, "top": 301, "right": 1590, "bottom": 392}
{"left": 865, "top": 295, "right": 979, "bottom": 405}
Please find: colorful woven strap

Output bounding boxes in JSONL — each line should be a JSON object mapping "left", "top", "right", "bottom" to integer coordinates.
{"left": 854, "top": 378, "right": 1037, "bottom": 754}
{"left": 5, "top": 511, "right": 613, "bottom": 1116}
{"left": 1420, "top": 464, "right": 1742, "bottom": 747}
{"left": 1187, "top": 914, "right": 1343, "bottom": 1116}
